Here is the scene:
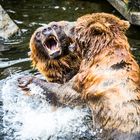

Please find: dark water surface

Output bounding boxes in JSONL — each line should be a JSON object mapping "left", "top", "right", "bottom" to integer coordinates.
{"left": 0, "top": 0, "right": 140, "bottom": 79}
{"left": 0, "top": 0, "right": 140, "bottom": 139}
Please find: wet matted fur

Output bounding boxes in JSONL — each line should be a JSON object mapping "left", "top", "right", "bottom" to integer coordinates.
{"left": 18, "top": 13, "right": 140, "bottom": 139}
{"left": 30, "top": 21, "right": 81, "bottom": 83}
{"left": 73, "top": 13, "right": 140, "bottom": 139}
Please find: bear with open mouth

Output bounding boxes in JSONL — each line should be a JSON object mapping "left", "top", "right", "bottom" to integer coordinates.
{"left": 29, "top": 21, "right": 81, "bottom": 83}
{"left": 18, "top": 13, "right": 140, "bottom": 140}
{"left": 22, "top": 13, "right": 140, "bottom": 139}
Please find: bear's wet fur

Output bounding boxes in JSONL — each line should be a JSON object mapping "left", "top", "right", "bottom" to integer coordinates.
{"left": 73, "top": 13, "right": 140, "bottom": 140}
{"left": 30, "top": 21, "right": 81, "bottom": 83}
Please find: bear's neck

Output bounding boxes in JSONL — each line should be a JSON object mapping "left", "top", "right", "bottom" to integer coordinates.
{"left": 40, "top": 53, "right": 81, "bottom": 83}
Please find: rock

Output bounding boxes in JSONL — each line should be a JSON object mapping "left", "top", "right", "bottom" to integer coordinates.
{"left": 0, "top": 5, "right": 20, "bottom": 39}
{"left": 107, "top": 0, "right": 140, "bottom": 25}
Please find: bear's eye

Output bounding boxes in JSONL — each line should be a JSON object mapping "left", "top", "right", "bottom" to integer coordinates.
{"left": 36, "top": 32, "right": 41, "bottom": 40}
{"left": 52, "top": 24, "right": 58, "bottom": 29}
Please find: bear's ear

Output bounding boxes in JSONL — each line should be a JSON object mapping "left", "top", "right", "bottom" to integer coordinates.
{"left": 119, "top": 20, "right": 130, "bottom": 32}
{"left": 90, "top": 22, "right": 108, "bottom": 35}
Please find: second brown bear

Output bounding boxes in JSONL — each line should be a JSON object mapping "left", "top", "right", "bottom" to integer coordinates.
{"left": 29, "top": 21, "right": 81, "bottom": 83}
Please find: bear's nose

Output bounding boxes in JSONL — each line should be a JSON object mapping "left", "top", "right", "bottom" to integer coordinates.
{"left": 42, "top": 27, "right": 52, "bottom": 35}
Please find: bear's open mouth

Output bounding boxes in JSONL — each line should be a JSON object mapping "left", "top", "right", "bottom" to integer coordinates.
{"left": 43, "top": 36, "right": 61, "bottom": 58}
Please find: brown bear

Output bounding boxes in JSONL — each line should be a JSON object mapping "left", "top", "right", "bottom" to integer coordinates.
{"left": 73, "top": 13, "right": 140, "bottom": 139}
{"left": 18, "top": 13, "right": 140, "bottom": 139}
{"left": 29, "top": 21, "right": 81, "bottom": 84}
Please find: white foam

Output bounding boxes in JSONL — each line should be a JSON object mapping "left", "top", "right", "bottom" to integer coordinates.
{"left": 1, "top": 73, "right": 94, "bottom": 140}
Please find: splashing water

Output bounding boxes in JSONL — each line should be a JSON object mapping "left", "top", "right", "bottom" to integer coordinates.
{"left": 1, "top": 73, "right": 96, "bottom": 140}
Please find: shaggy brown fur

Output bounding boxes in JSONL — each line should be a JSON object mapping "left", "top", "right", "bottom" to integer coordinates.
{"left": 30, "top": 21, "right": 81, "bottom": 83}
{"left": 18, "top": 13, "right": 140, "bottom": 139}
{"left": 73, "top": 13, "right": 140, "bottom": 139}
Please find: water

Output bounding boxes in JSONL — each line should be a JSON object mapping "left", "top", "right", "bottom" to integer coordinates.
{"left": 0, "top": 0, "right": 140, "bottom": 139}
{"left": 1, "top": 73, "right": 95, "bottom": 140}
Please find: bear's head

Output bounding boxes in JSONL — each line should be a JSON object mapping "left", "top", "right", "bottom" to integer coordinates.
{"left": 75, "top": 13, "right": 130, "bottom": 57}
{"left": 30, "top": 21, "right": 76, "bottom": 60}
